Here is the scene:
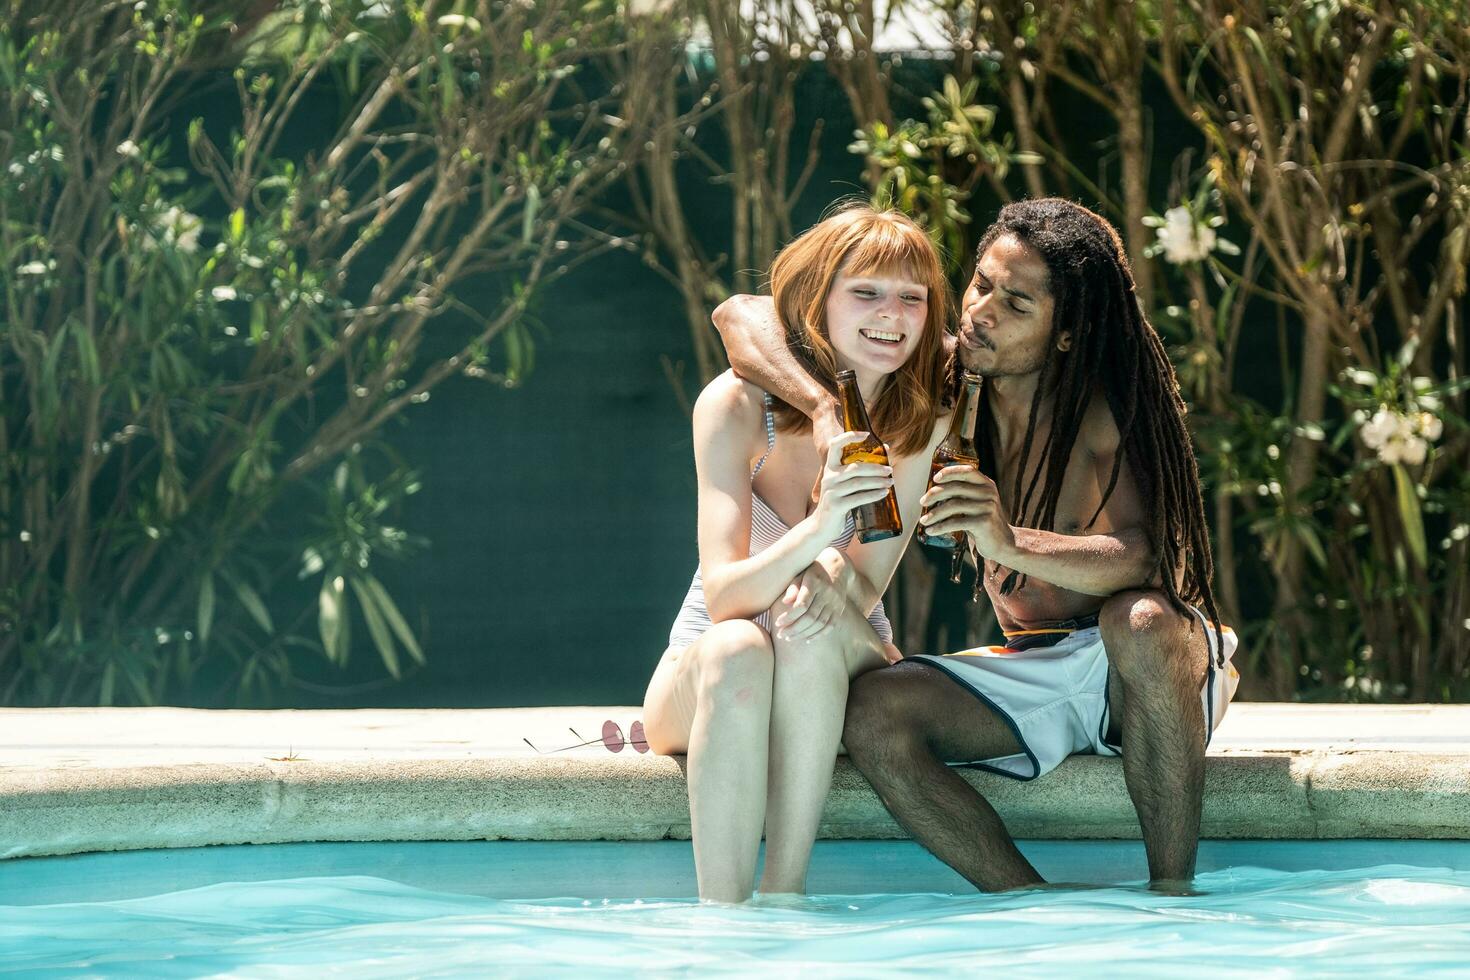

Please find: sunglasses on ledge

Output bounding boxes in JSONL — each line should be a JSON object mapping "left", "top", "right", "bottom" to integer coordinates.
{"left": 523, "top": 719, "right": 649, "bottom": 755}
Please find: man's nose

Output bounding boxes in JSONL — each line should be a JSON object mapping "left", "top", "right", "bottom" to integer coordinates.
{"left": 966, "top": 291, "right": 994, "bottom": 328}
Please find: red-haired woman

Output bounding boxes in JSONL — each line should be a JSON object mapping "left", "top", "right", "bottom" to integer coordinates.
{"left": 643, "top": 204, "right": 952, "bottom": 902}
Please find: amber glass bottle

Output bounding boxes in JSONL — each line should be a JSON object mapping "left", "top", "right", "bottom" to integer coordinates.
{"left": 835, "top": 370, "right": 902, "bottom": 542}
{"left": 919, "top": 371, "right": 984, "bottom": 549}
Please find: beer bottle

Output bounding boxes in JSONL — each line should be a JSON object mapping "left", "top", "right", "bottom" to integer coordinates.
{"left": 919, "top": 371, "right": 984, "bottom": 556}
{"left": 835, "top": 369, "right": 902, "bottom": 543}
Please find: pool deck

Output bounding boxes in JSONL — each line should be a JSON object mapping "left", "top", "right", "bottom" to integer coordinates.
{"left": 2, "top": 703, "right": 1467, "bottom": 859}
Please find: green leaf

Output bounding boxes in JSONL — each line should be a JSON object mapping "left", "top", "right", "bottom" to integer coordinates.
{"left": 225, "top": 572, "right": 274, "bottom": 633}
{"left": 250, "top": 300, "right": 268, "bottom": 344}
{"left": 73, "top": 326, "right": 100, "bottom": 384}
{"left": 350, "top": 577, "right": 400, "bottom": 678}
{"left": 319, "top": 574, "right": 346, "bottom": 664}
{"left": 1295, "top": 520, "right": 1327, "bottom": 569}
{"left": 122, "top": 658, "right": 151, "bottom": 704}
{"left": 521, "top": 183, "right": 540, "bottom": 243}
{"left": 1392, "top": 464, "right": 1427, "bottom": 567}
{"left": 198, "top": 572, "right": 215, "bottom": 646}
{"left": 99, "top": 662, "right": 116, "bottom": 706}
{"left": 360, "top": 574, "right": 423, "bottom": 665}
{"left": 441, "top": 66, "right": 458, "bottom": 114}
{"left": 43, "top": 320, "right": 68, "bottom": 391}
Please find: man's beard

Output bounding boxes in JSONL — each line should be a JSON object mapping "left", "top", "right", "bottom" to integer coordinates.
{"left": 958, "top": 344, "right": 1050, "bottom": 380}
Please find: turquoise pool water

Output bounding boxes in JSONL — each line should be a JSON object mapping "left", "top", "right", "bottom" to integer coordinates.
{"left": 3, "top": 840, "right": 1469, "bottom": 976}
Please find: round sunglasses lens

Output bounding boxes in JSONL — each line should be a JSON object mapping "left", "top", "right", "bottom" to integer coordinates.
{"left": 601, "top": 719, "right": 625, "bottom": 753}
{"left": 630, "top": 720, "right": 649, "bottom": 753}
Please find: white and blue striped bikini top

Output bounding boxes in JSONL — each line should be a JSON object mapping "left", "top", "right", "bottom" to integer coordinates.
{"left": 667, "top": 391, "right": 890, "bottom": 648}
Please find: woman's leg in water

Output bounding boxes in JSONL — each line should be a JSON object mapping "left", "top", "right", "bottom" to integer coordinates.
{"left": 642, "top": 620, "right": 774, "bottom": 903}
{"left": 759, "top": 600, "right": 889, "bottom": 894}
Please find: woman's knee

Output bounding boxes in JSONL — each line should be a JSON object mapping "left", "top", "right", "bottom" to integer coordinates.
{"left": 767, "top": 599, "right": 874, "bottom": 674}
{"left": 695, "top": 620, "right": 774, "bottom": 707}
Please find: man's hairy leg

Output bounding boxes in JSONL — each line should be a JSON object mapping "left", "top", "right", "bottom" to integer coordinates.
{"left": 1099, "top": 590, "right": 1210, "bottom": 890}
{"left": 843, "top": 662, "right": 1043, "bottom": 892}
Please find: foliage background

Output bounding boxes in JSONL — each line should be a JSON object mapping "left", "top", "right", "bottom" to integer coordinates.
{"left": 2, "top": 0, "right": 1466, "bottom": 707}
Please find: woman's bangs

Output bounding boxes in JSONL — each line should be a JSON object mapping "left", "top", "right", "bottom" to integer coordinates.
{"left": 840, "top": 221, "right": 937, "bottom": 288}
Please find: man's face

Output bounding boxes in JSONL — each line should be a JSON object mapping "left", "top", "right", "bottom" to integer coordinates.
{"left": 956, "top": 234, "right": 1062, "bottom": 378}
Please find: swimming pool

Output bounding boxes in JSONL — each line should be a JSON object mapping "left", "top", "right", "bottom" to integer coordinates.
{"left": 4, "top": 839, "right": 1469, "bottom": 975}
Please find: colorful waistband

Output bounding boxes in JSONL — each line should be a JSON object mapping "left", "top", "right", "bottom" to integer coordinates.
{"left": 1000, "top": 612, "right": 1101, "bottom": 651}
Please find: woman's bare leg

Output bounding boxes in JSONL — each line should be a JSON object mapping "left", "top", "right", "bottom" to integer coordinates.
{"left": 758, "top": 601, "right": 888, "bottom": 894}
{"left": 643, "top": 620, "right": 774, "bottom": 903}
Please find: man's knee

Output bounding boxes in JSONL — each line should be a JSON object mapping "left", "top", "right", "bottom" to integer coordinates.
{"left": 1100, "top": 590, "right": 1198, "bottom": 681}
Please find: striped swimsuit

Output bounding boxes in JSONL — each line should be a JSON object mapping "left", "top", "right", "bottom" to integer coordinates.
{"left": 667, "top": 391, "right": 894, "bottom": 649}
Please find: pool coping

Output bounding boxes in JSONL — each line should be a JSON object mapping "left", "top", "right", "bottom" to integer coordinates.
{"left": 3, "top": 704, "right": 1468, "bottom": 859}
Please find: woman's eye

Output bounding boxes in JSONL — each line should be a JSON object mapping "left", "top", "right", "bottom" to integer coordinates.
{"left": 902, "top": 294, "right": 923, "bottom": 304}
{"left": 1009, "top": 301, "right": 1027, "bottom": 314}
{"left": 854, "top": 288, "right": 876, "bottom": 298}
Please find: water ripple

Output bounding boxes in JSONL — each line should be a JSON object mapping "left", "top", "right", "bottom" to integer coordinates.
{"left": 3, "top": 866, "right": 1468, "bottom": 977}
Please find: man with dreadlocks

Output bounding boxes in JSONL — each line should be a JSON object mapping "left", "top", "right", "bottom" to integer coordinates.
{"left": 712, "top": 198, "right": 1240, "bottom": 891}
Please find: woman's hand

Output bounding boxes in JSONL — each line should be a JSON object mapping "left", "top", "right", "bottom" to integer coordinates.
{"left": 811, "top": 430, "right": 894, "bottom": 539}
{"left": 772, "top": 559, "right": 846, "bottom": 641}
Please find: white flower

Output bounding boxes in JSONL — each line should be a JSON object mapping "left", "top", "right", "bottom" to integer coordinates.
{"left": 16, "top": 260, "right": 50, "bottom": 275}
{"left": 1358, "top": 408, "right": 1401, "bottom": 450}
{"left": 211, "top": 285, "right": 238, "bottom": 301}
{"left": 1155, "top": 206, "right": 1217, "bottom": 264}
{"left": 627, "top": 0, "right": 677, "bottom": 14}
{"left": 1393, "top": 437, "right": 1428, "bottom": 466}
{"left": 1296, "top": 423, "right": 1326, "bottom": 442}
{"left": 436, "top": 13, "right": 480, "bottom": 30}
{"left": 116, "top": 140, "right": 141, "bottom": 158}
{"left": 1415, "top": 412, "right": 1443, "bottom": 441}
{"left": 1360, "top": 407, "right": 1429, "bottom": 466}
{"left": 1343, "top": 367, "right": 1377, "bottom": 387}
{"left": 144, "top": 206, "right": 203, "bottom": 253}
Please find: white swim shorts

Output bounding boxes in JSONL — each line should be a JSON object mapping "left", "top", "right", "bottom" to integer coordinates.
{"left": 907, "top": 606, "right": 1240, "bottom": 780}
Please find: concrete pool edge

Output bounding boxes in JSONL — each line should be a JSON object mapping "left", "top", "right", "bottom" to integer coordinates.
{"left": 3, "top": 704, "right": 1468, "bottom": 859}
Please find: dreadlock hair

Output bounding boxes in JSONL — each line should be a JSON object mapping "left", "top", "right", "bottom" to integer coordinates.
{"left": 974, "top": 198, "right": 1223, "bottom": 647}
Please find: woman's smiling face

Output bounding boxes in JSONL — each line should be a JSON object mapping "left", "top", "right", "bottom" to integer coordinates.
{"left": 823, "top": 261, "right": 929, "bottom": 383}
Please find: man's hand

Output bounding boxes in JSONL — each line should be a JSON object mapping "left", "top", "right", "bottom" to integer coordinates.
{"left": 918, "top": 465, "right": 1017, "bottom": 560}
{"left": 772, "top": 559, "right": 846, "bottom": 642}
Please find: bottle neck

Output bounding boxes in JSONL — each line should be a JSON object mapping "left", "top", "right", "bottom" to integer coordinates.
{"left": 947, "top": 377, "right": 982, "bottom": 444}
{"left": 958, "top": 378, "right": 983, "bottom": 443}
{"left": 836, "top": 376, "right": 873, "bottom": 432}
